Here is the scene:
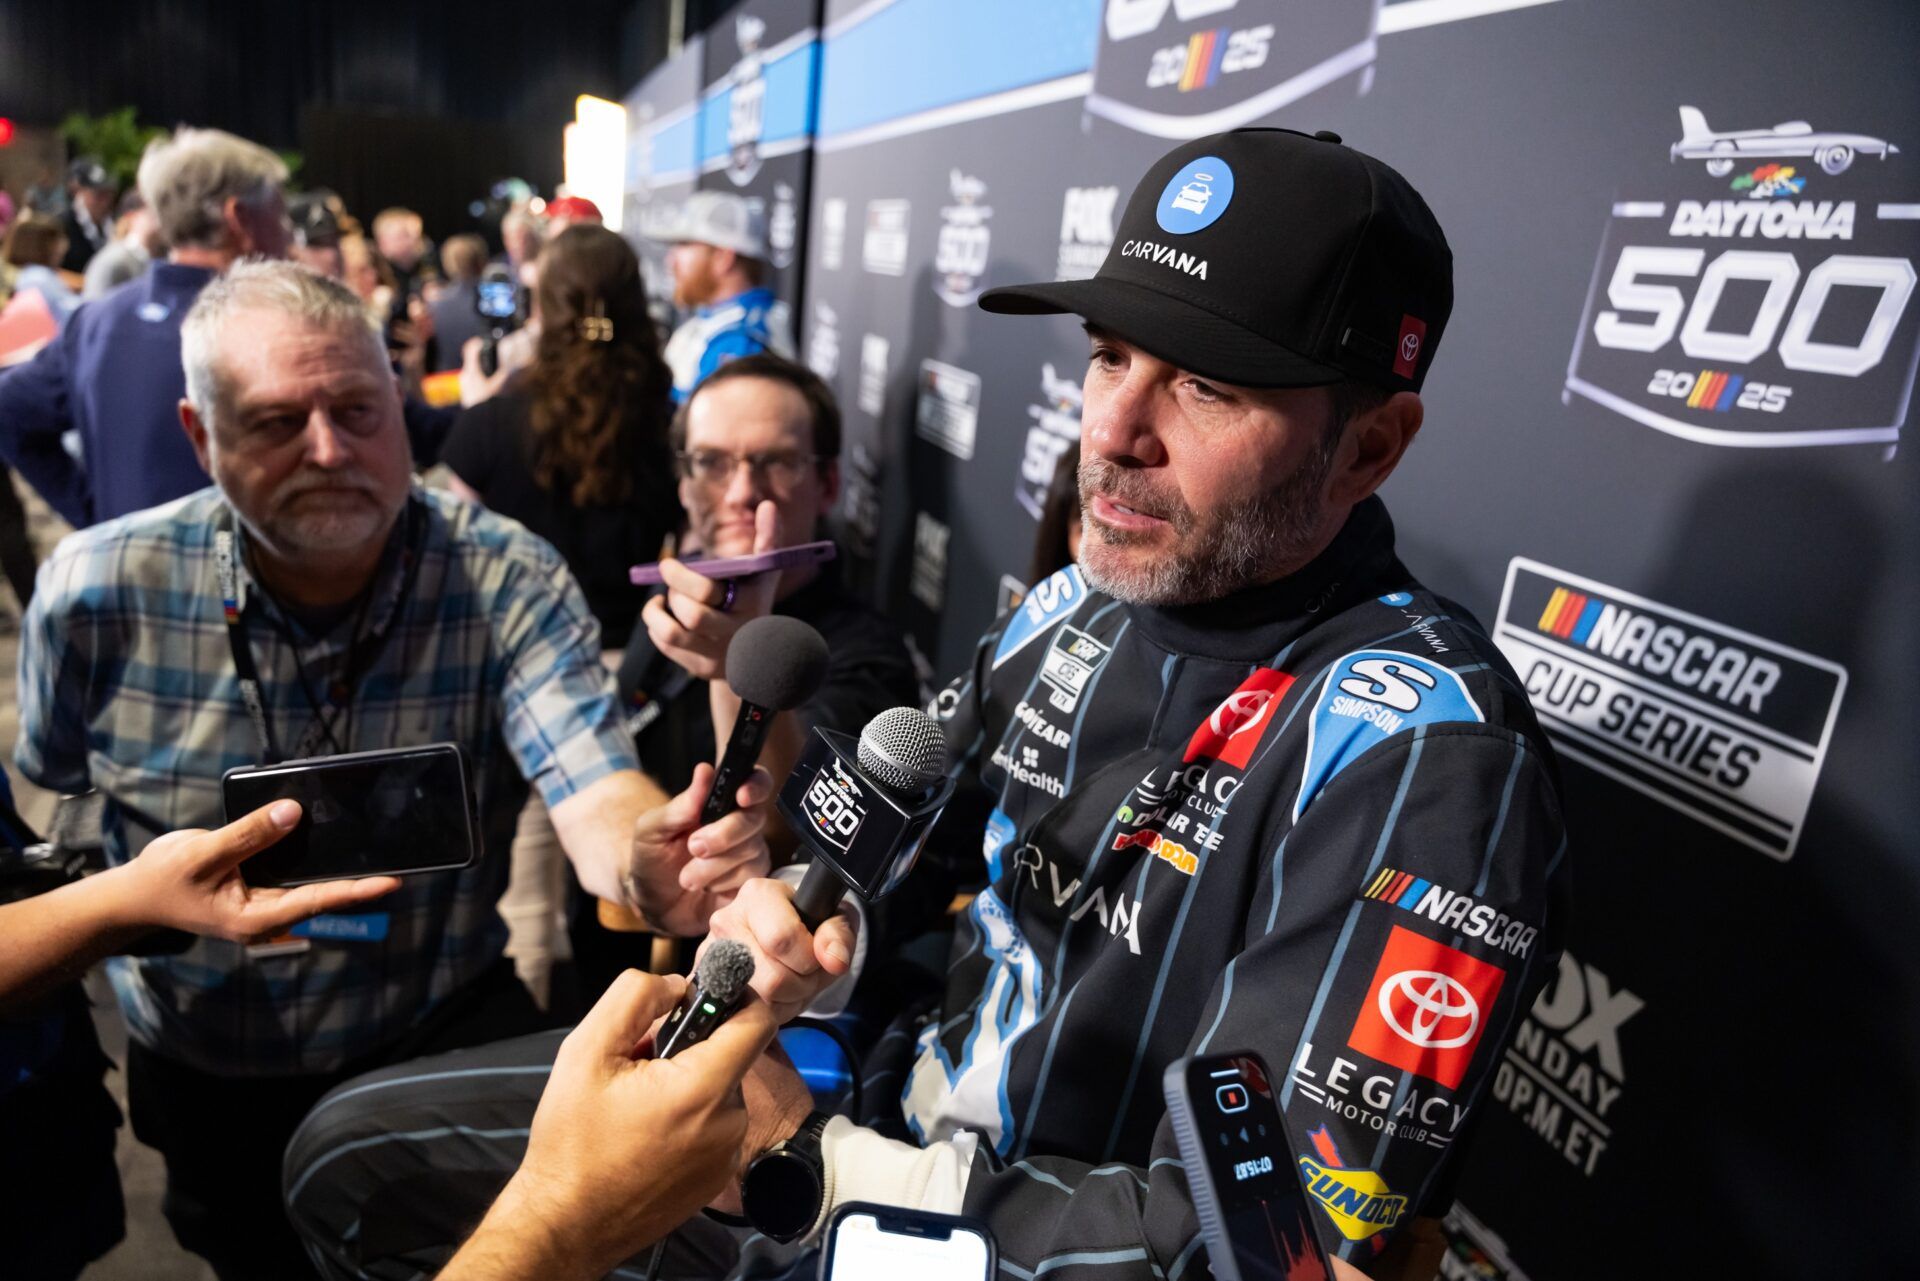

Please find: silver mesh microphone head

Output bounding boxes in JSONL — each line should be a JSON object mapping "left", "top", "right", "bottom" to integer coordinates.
{"left": 857, "top": 707, "right": 947, "bottom": 794}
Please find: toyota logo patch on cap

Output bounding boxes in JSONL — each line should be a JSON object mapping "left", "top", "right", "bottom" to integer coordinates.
{"left": 981, "top": 127, "right": 1453, "bottom": 392}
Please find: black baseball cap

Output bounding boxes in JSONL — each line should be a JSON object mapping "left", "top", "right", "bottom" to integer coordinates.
{"left": 980, "top": 128, "right": 1452, "bottom": 391}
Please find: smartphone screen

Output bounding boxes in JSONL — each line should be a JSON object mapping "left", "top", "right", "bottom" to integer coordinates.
{"left": 1173, "top": 1054, "right": 1330, "bottom": 1281}
{"left": 224, "top": 744, "right": 477, "bottom": 887}
{"left": 825, "top": 1208, "right": 992, "bottom": 1281}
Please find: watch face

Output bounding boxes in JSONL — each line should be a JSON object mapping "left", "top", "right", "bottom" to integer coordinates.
{"left": 744, "top": 1149, "right": 825, "bottom": 1242}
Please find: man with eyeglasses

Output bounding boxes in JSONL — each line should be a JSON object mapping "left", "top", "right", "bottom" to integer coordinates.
{"left": 560, "top": 354, "right": 921, "bottom": 999}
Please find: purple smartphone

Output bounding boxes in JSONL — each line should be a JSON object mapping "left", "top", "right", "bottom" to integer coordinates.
{"left": 629, "top": 539, "right": 837, "bottom": 587}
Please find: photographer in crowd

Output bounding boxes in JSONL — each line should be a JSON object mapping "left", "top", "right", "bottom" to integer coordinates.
{"left": 14, "top": 260, "right": 776, "bottom": 1277}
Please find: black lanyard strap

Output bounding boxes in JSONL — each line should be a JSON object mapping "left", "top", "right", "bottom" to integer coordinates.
{"left": 214, "top": 501, "right": 427, "bottom": 764}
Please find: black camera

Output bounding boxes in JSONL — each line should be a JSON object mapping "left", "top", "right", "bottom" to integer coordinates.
{"left": 474, "top": 263, "right": 525, "bottom": 376}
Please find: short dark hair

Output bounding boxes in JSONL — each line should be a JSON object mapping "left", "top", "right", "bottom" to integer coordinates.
{"left": 1328, "top": 380, "right": 1394, "bottom": 435}
{"left": 672, "top": 353, "right": 842, "bottom": 467}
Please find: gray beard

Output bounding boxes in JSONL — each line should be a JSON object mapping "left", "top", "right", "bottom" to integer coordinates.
{"left": 1075, "top": 445, "right": 1337, "bottom": 607}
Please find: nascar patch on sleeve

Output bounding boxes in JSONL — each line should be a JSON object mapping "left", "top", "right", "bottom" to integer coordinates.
{"left": 1296, "top": 650, "right": 1485, "bottom": 820}
{"left": 992, "top": 565, "right": 1086, "bottom": 669}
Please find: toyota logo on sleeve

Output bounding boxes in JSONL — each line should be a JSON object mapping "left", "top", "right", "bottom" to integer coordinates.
{"left": 1348, "top": 924, "right": 1507, "bottom": 1089}
{"left": 1379, "top": 969, "right": 1481, "bottom": 1049}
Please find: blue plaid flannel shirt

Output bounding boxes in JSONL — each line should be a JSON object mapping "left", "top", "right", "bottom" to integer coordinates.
{"left": 15, "top": 485, "right": 639, "bottom": 1075}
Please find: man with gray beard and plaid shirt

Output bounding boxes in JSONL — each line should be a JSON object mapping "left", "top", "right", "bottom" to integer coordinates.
{"left": 14, "top": 261, "right": 777, "bottom": 1278}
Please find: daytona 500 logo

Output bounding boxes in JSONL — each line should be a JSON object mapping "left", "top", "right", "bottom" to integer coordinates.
{"left": 1565, "top": 105, "right": 1918, "bottom": 453}
{"left": 1086, "top": 0, "right": 1375, "bottom": 139}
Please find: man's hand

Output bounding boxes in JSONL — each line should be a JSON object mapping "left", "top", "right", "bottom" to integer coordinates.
{"left": 702, "top": 876, "right": 858, "bottom": 1025}
{"left": 641, "top": 500, "right": 782, "bottom": 682}
{"left": 115, "top": 800, "right": 399, "bottom": 943}
{"left": 708, "top": 1039, "right": 815, "bottom": 1216}
{"left": 458, "top": 336, "right": 511, "bottom": 407}
{"left": 445, "top": 971, "right": 780, "bottom": 1280}
{"left": 626, "top": 763, "right": 774, "bottom": 937}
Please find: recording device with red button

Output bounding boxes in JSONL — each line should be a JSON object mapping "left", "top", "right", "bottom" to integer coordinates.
{"left": 1163, "top": 1050, "right": 1333, "bottom": 1281}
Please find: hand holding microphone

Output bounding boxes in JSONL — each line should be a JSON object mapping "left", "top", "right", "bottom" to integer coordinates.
{"left": 621, "top": 617, "right": 829, "bottom": 936}
{"left": 705, "top": 705, "right": 954, "bottom": 1023}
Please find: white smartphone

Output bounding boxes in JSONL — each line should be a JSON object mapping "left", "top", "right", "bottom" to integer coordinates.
{"left": 819, "top": 1203, "right": 994, "bottom": 1281}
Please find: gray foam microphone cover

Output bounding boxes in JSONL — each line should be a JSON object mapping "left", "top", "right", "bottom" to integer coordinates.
{"left": 726, "top": 615, "right": 830, "bottom": 710}
{"left": 696, "top": 938, "right": 756, "bottom": 1005}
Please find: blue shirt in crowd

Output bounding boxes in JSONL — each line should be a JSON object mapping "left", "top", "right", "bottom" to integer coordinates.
{"left": 0, "top": 262, "right": 458, "bottom": 530}
{"left": 0, "top": 261, "right": 216, "bottom": 528}
{"left": 663, "top": 285, "right": 795, "bottom": 402}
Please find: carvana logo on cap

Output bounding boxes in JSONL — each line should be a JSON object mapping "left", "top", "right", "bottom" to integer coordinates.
{"left": 1156, "top": 157, "right": 1233, "bottom": 235}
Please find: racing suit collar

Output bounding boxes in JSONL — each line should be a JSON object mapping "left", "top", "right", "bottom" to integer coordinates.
{"left": 1124, "top": 496, "right": 1407, "bottom": 662}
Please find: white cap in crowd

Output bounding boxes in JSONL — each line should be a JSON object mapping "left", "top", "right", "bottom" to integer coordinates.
{"left": 665, "top": 190, "right": 767, "bottom": 259}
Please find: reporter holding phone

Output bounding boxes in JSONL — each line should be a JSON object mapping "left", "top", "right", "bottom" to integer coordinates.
{"left": 13, "top": 261, "right": 774, "bottom": 1277}
{"left": 0, "top": 801, "right": 398, "bottom": 1013}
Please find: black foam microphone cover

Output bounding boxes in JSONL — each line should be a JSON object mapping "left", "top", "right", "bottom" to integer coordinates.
{"left": 728, "top": 615, "right": 831, "bottom": 710}
{"left": 700, "top": 616, "right": 831, "bottom": 823}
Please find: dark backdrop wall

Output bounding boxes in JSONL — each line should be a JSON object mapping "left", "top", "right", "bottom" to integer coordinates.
{"left": 0, "top": 0, "right": 641, "bottom": 235}
{"left": 623, "top": 1, "right": 1920, "bottom": 1277}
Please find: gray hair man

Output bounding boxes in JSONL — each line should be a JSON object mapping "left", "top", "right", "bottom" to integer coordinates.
{"left": 0, "top": 126, "right": 291, "bottom": 526}
{"left": 15, "top": 259, "right": 806, "bottom": 1276}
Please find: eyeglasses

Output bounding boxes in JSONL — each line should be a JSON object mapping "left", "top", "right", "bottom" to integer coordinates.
{"left": 675, "top": 448, "right": 824, "bottom": 489}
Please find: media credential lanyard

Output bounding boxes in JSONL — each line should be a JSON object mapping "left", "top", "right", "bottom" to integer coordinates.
{"left": 213, "top": 501, "right": 425, "bottom": 764}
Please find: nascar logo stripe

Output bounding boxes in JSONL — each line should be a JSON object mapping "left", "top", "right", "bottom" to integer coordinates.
{"left": 1536, "top": 588, "right": 1606, "bottom": 643}
{"left": 1178, "top": 28, "right": 1227, "bottom": 92}
{"left": 1683, "top": 369, "right": 1746, "bottom": 412}
{"left": 1362, "top": 866, "right": 1431, "bottom": 908}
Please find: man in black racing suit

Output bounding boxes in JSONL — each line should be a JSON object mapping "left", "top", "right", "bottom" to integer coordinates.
{"left": 704, "top": 127, "right": 1571, "bottom": 1280}
{"left": 281, "top": 128, "right": 1569, "bottom": 1281}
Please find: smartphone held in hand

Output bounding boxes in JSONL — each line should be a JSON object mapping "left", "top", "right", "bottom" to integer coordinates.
{"left": 222, "top": 743, "right": 480, "bottom": 888}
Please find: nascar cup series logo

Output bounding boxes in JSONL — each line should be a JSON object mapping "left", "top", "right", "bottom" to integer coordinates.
{"left": 1086, "top": 0, "right": 1376, "bottom": 139}
{"left": 725, "top": 13, "right": 767, "bottom": 185}
{"left": 1494, "top": 558, "right": 1847, "bottom": 861}
{"left": 933, "top": 170, "right": 993, "bottom": 308}
{"left": 1566, "top": 104, "right": 1919, "bottom": 453}
{"left": 1016, "top": 363, "right": 1083, "bottom": 520}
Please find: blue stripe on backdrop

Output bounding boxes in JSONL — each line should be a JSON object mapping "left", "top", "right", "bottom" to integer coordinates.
{"left": 651, "top": 109, "right": 702, "bottom": 180}
{"left": 817, "top": 0, "right": 1101, "bottom": 139}
{"left": 698, "top": 39, "right": 823, "bottom": 165}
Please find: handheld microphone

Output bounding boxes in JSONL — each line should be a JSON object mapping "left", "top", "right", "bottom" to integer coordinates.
{"left": 653, "top": 938, "right": 756, "bottom": 1059}
{"left": 780, "top": 707, "right": 957, "bottom": 930}
{"left": 701, "top": 616, "right": 830, "bottom": 824}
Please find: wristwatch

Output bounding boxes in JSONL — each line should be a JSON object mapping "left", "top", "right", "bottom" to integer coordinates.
{"left": 740, "top": 1109, "right": 831, "bottom": 1244}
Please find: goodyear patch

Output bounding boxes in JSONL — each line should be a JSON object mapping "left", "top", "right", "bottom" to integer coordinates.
{"left": 1296, "top": 650, "right": 1484, "bottom": 819}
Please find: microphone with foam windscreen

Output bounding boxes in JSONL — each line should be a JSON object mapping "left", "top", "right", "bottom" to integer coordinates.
{"left": 780, "top": 706, "right": 957, "bottom": 930}
{"left": 701, "top": 616, "right": 830, "bottom": 824}
{"left": 652, "top": 937, "right": 756, "bottom": 1059}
